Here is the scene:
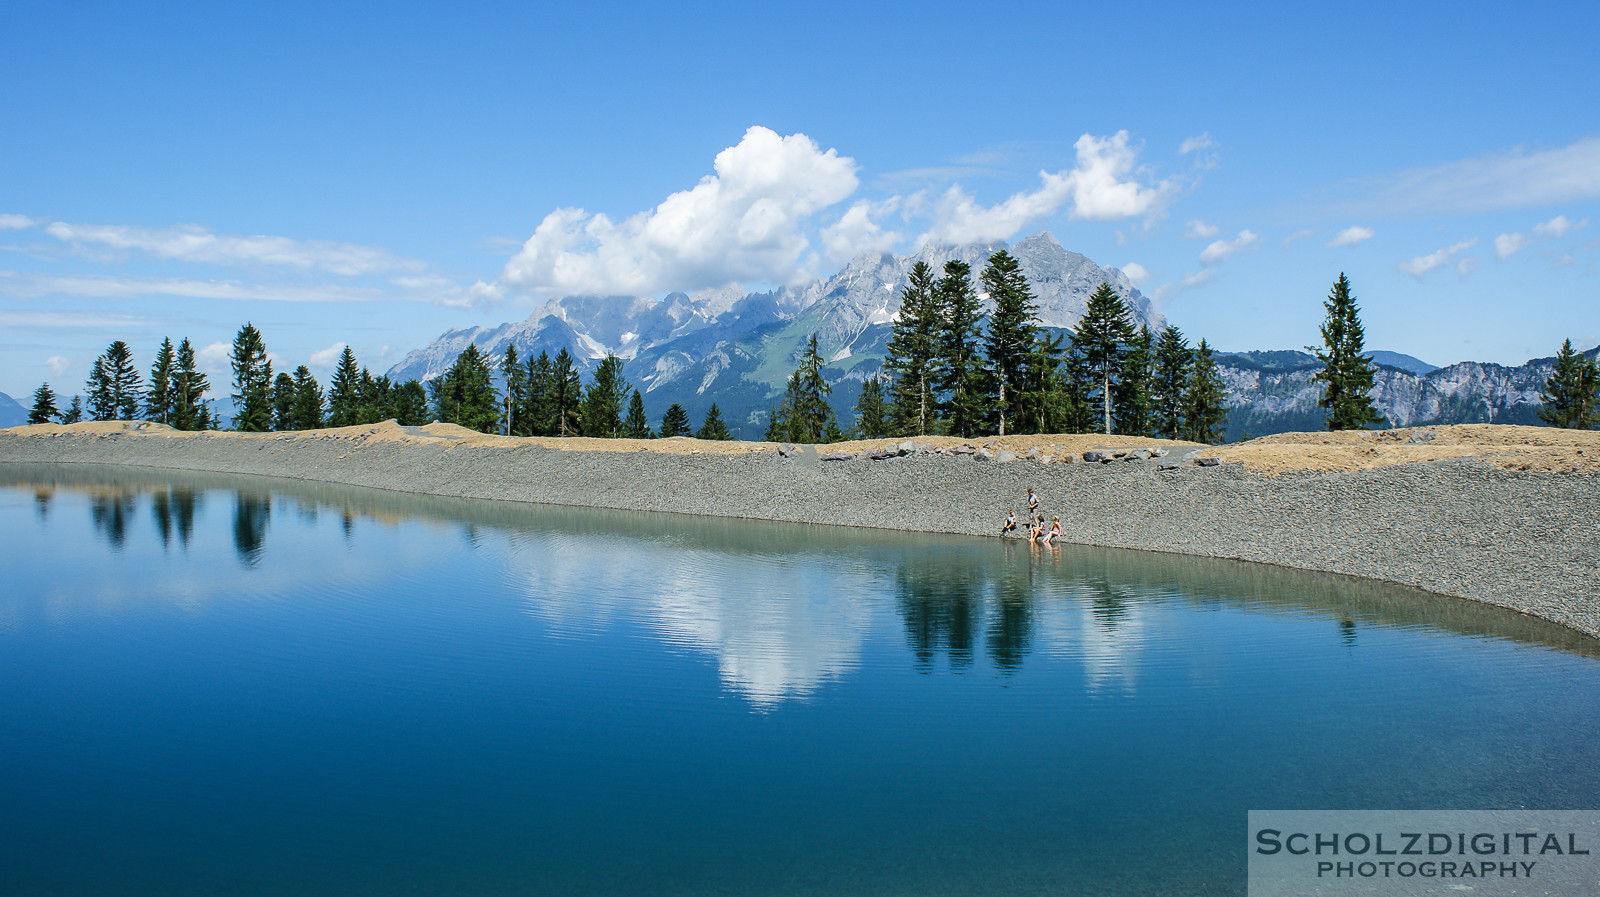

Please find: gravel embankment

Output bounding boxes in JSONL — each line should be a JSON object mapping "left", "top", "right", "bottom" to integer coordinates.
{"left": 3, "top": 428, "right": 1597, "bottom": 639}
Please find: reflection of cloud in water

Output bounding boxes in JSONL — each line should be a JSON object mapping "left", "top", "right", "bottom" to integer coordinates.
{"left": 1033, "top": 583, "right": 1149, "bottom": 696}
{"left": 513, "top": 536, "right": 873, "bottom": 707}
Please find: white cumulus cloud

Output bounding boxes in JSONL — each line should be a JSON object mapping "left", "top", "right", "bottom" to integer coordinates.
{"left": 1, "top": 213, "right": 37, "bottom": 230}
{"left": 821, "top": 199, "right": 903, "bottom": 265}
{"left": 1494, "top": 233, "right": 1528, "bottom": 259}
{"left": 502, "top": 126, "right": 859, "bottom": 296}
{"left": 1534, "top": 214, "right": 1588, "bottom": 238}
{"left": 1327, "top": 226, "right": 1374, "bottom": 248}
{"left": 1120, "top": 262, "right": 1151, "bottom": 286}
{"left": 47, "top": 355, "right": 70, "bottom": 376}
{"left": 309, "top": 342, "right": 348, "bottom": 369}
{"left": 1398, "top": 239, "right": 1478, "bottom": 278}
{"left": 1184, "top": 219, "right": 1220, "bottom": 239}
{"left": 917, "top": 130, "right": 1179, "bottom": 245}
{"left": 195, "top": 341, "right": 232, "bottom": 377}
{"left": 1199, "top": 229, "right": 1258, "bottom": 264}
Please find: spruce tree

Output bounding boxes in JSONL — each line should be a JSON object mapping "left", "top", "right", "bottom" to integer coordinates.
{"left": 1537, "top": 339, "right": 1599, "bottom": 429}
{"left": 623, "top": 389, "right": 653, "bottom": 438}
{"left": 1152, "top": 326, "right": 1194, "bottom": 440}
{"left": 1311, "top": 273, "right": 1384, "bottom": 430}
{"left": 935, "top": 260, "right": 987, "bottom": 438}
{"left": 1019, "top": 330, "right": 1069, "bottom": 434}
{"left": 771, "top": 334, "right": 843, "bottom": 443}
{"left": 1182, "top": 339, "right": 1228, "bottom": 444}
{"left": 327, "top": 345, "right": 363, "bottom": 427}
{"left": 1114, "top": 324, "right": 1154, "bottom": 436}
{"left": 696, "top": 402, "right": 732, "bottom": 440}
{"left": 59, "top": 395, "right": 84, "bottom": 424}
{"left": 290, "top": 365, "right": 324, "bottom": 430}
{"left": 271, "top": 371, "right": 296, "bottom": 430}
{"left": 85, "top": 356, "right": 114, "bottom": 420}
{"left": 1060, "top": 336, "right": 1097, "bottom": 434}
{"left": 581, "top": 354, "right": 628, "bottom": 438}
{"left": 170, "top": 338, "right": 210, "bottom": 431}
{"left": 1074, "top": 282, "right": 1134, "bottom": 436}
{"left": 524, "top": 351, "right": 555, "bottom": 436}
{"left": 29, "top": 383, "right": 59, "bottom": 424}
{"left": 660, "top": 403, "right": 691, "bottom": 437}
{"left": 500, "top": 344, "right": 526, "bottom": 436}
{"left": 852, "top": 374, "right": 892, "bottom": 438}
{"left": 393, "top": 380, "right": 429, "bottom": 426}
{"left": 550, "top": 349, "right": 582, "bottom": 437}
{"left": 981, "top": 249, "right": 1039, "bottom": 436}
{"left": 146, "top": 337, "right": 175, "bottom": 424}
{"left": 885, "top": 261, "right": 941, "bottom": 436}
{"left": 429, "top": 345, "right": 500, "bottom": 433}
{"left": 229, "top": 323, "right": 273, "bottom": 432}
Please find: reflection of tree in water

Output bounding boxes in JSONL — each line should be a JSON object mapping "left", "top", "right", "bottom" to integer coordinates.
{"left": 1090, "top": 584, "right": 1131, "bottom": 631}
{"left": 1340, "top": 618, "right": 1357, "bottom": 648}
{"left": 896, "top": 566, "right": 978, "bottom": 673}
{"left": 34, "top": 488, "right": 52, "bottom": 520}
{"left": 988, "top": 555, "right": 1036, "bottom": 675}
{"left": 151, "top": 487, "right": 199, "bottom": 549}
{"left": 88, "top": 491, "right": 137, "bottom": 550}
{"left": 232, "top": 492, "right": 271, "bottom": 566}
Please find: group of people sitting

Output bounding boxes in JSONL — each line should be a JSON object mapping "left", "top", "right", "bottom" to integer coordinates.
{"left": 1000, "top": 488, "right": 1062, "bottom": 545}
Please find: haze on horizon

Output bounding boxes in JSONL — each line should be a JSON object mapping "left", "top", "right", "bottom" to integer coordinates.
{"left": 2, "top": 1, "right": 1597, "bottom": 399}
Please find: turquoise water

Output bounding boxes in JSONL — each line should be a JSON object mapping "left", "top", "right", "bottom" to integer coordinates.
{"left": 3, "top": 464, "right": 1599, "bottom": 896}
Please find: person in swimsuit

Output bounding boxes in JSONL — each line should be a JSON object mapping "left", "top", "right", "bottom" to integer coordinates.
{"left": 1001, "top": 511, "right": 1017, "bottom": 535}
{"left": 1042, "top": 515, "right": 1063, "bottom": 545}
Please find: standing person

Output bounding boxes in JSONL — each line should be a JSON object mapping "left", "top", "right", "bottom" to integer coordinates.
{"left": 1001, "top": 510, "right": 1017, "bottom": 536}
{"left": 1027, "top": 488, "right": 1040, "bottom": 517}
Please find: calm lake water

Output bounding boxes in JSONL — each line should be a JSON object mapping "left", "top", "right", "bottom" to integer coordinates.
{"left": 3, "top": 464, "right": 1599, "bottom": 896}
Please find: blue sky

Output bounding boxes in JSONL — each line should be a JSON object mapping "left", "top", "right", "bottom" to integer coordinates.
{"left": 3, "top": 0, "right": 1597, "bottom": 399}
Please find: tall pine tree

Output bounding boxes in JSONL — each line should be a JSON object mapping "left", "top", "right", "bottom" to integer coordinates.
{"left": 146, "top": 337, "right": 175, "bottom": 424}
{"left": 1537, "top": 339, "right": 1599, "bottom": 429}
{"left": 523, "top": 351, "right": 555, "bottom": 436}
{"left": 771, "top": 334, "right": 843, "bottom": 443}
{"left": 936, "top": 260, "right": 986, "bottom": 438}
{"left": 290, "top": 365, "right": 324, "bottom": 430}
{"left": 981, "top": 250, "right": 1038, "bottom": 436}
{"left": 59, "top": 395, "right": 84, "bottom": 424}
{"left": 1074, "top": 282, "right": 1134, "bottom": 436}
{"left": 326, "top": 345, "right": 363, "bottom": 427}
{"left": 86, "top": 341, "right": 142, "bottom": 421}
{"left": 1311, "top": 273, "right": 1384, "bottom": 430}
{"left": 271, "top": 372, "right": 296, "bottom": 431}
{"left": 580, "top": 354, "right": 628, "bottom": 438}
{"left": 549, "top": 349, "right": 582, "bottom": 437}
{"left": 170, "top": 338, "right": 210, "bottom": 431}
{"left": 1182, "top": 339, "right": 1228, "bottom": 444}
{"left": 1152, "top": 326, "right": 1193, "bottom": 440}
{"left": 660, "top": 403, "right": 690, "bottom": 438}
{"left": 229, "top": 323, "right": 273, "bottom": 432}
{"left": 623, "top": 389, "right": 653, "bottom": 438}
{"left": 885, "top": 261, "right": 941, "bottom": 436}
{"left": 1113, "top": 324, "right": 1154, "bottom": 436}
{"left": 500, "top": 345, "right": 526, "bottom": 436}
{"left": 429, "top": 345, "right": 500, "bottom": 433}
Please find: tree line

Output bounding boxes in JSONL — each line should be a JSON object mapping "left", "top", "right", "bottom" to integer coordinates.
{"left": 767, "top": 250, "right": 1231, "bottom": 444}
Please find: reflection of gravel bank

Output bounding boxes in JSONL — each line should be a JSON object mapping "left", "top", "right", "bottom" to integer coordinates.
{"left": 3, "top": 429, "right": 1597, "bottom": 639}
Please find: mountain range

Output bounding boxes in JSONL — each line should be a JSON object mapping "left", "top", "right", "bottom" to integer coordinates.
{"left": 388, "top": 233, "right": 1595, "bottom": 440}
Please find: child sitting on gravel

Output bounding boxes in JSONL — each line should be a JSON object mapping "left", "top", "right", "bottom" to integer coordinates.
{"left": 1001, "top": 511, "right": 1017, "bottom": 536}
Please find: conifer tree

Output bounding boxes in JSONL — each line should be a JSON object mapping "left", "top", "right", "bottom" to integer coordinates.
{"left": 885, "top": 261, "right": 941, "bottom": 436}
{"left": 696, "top": 402, "right": 732, "bottom": 440}
{"left": 1311, "top": 273, "right": 1384, "bottom": 430}
{"left": 290, "top": 366, "right": 324, "bottom": 430}
{"left": 29, "top": 383, "right": 58, "bottom": 424}
{"left": 1152, "top": 325, "right": 1194, "bottom": 440}
{"left": 146, "top": 337, "right": 175, "bottom": 424}
{"left": 85, "top": 356, "right": 114, "bottom": 420}
{"left": 429, "top": 345, "right": 500, "bottom": 433}
{"left": 1074, "top": 282, "right": 1134, "bottom": 436}
{"left": 852, "top": 374, "right": 892, "bottom": 438}
{"left": 935, "top": 260, "right": 987, "bottom": 438}
{"left": 500, "top": 345, "right": 526, "bottom": 436}
{"left": 393, "top": 380, "right": 429, "bottom": 426}
{"left": 524, "top": 351, "right": 555, "bottom": 436}
{"left": 981, "top": 250, "right": 1039, "bottom": 436}
{"left": 581, "top": 354, "right": 628, "bottom": 438}
{"left": 771, "top": 334, "right": 843, "bottom": 443}
{"left": 1182, "top": 339, "right": 1228, "bottom": 444}
{"left": 550, "top": 349, "right": 582, "bottom": 437}
{"left": 1019, "top": 330, "right": 1068, "bottom": 434}
{"left": 660, "top": 403, "right": 690, "bottom": 437}
{"left": 326, "top": 345, "right": 363, "bottom": 427}
{"left": 1114, "top": 324, "right": 1154, "bottom": 436}
{"left": 59, "top": 395, "right": 84, "bottom": 424}
{"left": 170, "top": 338, "right": 211, "bottom": 431}
{"left": 1537, "top": 339, "right": 1599, "bottom": 429}
{"left": 623, "top": 389, "right": 653, "bottom": 438}
{"left": 229, "top": 323, "right": 273, "bottom": 432}
{"left": 271, "top": 371, "right": 296, "bottom": 430}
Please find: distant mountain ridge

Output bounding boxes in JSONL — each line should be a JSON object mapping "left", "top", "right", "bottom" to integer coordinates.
{"left": 388, "top": 232, "right": 1160, "bottom": 434}
{"left": 0, "top": 391, "right": 26, "bottom": 428}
